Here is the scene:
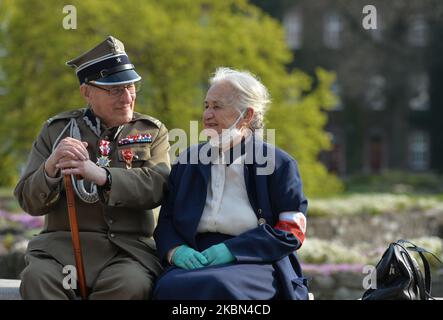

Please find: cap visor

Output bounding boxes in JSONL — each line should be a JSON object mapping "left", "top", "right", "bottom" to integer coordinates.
{"left": 93, "top": 69, "right": 141, "bottom": 85}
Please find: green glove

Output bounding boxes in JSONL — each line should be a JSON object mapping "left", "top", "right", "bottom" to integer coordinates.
{"left": 201, "top": 243, "right": 236, "bottom": 266}
{"left": 172, "top": 245, "right": 208, "bottom": 270}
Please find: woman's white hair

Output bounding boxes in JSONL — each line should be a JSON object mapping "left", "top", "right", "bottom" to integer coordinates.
{"left": 209, "top": 67, "right": 271, "bottom": 130}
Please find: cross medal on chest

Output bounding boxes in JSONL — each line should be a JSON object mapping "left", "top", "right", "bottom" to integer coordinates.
{"left": 97, "top": 140, "right": 111, "bottom": 167}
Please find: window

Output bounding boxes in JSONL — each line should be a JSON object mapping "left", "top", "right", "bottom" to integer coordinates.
{"left": 324, "top": 12, "right": 342, "bottom": 49}
{"left": 366, "top": 75, "right": 386, "bottom": 110}
{"left": 409, "top": 131, "right": 430, "bottom": 171}
{"left": 369, "top": 134, "right": 384, "bottom": 173}
{"left": 409, "top": 74, "right": 429, "bottom": 111}
{"left": 283, "top": 10, "right": 303, "bottom": 49}
{"left": 326, "top": 131, "right": 345, "bottom": 175}
{"left": 407, "top": 15, "right": 428, "bottom": 47}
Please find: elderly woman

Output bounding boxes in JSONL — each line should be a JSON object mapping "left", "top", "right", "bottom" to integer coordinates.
{"left": 153, "top": 67, "right": 308, "bottom": 300}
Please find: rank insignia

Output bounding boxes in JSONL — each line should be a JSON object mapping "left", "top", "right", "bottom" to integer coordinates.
{"left": 96, "top": 140, "right": 111, "bottom": 167}
{"left": 121, "top": 149, "right": 134, "bottom": 169}
{"left": 118, "top": 134, "right": 152, "bottom": 146}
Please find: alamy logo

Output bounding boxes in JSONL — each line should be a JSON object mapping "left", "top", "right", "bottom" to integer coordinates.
{"left": 362, "top": 5, "right": 377, "bottom": 30}
{"left": 362, "top": 265, "right": 377, "bottom": 290}
{"left": 168, "top": 122, "right": 277, "bottom": 176}
{"left": 62, "top": 265, "right": 77, "bottom": 290}
{"left": 62, "top": 5, "right": 77, "bottom": 30}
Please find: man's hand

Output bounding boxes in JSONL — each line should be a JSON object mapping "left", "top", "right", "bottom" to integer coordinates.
{"left": 201, "top": 243, "right": 235, "bottom": 267}
{"left": 172, "top": 245, "right": 208, "bottom": 270}
{"left": 56, "top": 159, "right": 108, "bottom": 186}
{"left": 45, "top": 137, "right": 89, "bottom": 177}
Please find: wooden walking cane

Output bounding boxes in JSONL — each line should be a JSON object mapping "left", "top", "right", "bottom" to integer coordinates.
{"left": 63, "top": 175, "right": 88, "bottom": 300}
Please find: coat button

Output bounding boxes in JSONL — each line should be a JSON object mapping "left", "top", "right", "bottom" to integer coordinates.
{"left": 40, "top": 193, "right": 46, "bottom": 199}
{"left": 110, "top": 233, "right": 115, "bottom": 238}
{"left": 108, "top": 219, "right": 114, "bottom": 224}
{"left": 258, "top": 218, "right": 266, "bottom": 225}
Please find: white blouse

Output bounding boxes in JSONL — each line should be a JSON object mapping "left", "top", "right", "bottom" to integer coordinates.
{"left": 197, "top": 152, "right": 258, "bottom": 236}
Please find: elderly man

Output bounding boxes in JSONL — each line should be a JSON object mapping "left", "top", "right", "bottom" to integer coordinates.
{"left": 14, "top": 36, "right": 170, "bottom": 299}
{"left": 153, "top": 67, "right": 309, "bottom": 300}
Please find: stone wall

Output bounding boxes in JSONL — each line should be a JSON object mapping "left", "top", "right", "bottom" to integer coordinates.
{"left": 305, "top": 269, "right": 443, "bottom": 300}
{"left": 304, "top": 209, "right": 443, "bottom": 299}
{"left": 307, "top": 209, "right": 443, "bottom": 248}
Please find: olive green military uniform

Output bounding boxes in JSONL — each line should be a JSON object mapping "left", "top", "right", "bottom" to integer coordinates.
{"left": 14, "top": 107, "right": 171, "bottom": 299}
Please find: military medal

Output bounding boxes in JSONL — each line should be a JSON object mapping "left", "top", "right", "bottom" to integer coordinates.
{"left": 118, "top": 133, "right": 152, "bottom": 146}
{"left": 121, "top": 149, "right": 134, "bottom": 169}
{"left": 96, "top": 140, "right": 111, "bottom": 167}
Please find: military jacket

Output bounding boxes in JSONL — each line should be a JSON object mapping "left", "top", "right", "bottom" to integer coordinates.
{"left": 14, "top": 107, "right": 171, "bottom": 285}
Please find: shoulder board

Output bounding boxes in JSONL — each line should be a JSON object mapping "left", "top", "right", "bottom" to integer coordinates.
{"left": 46, "top": 108, "right": 85, "bottom": 125}
{"left": 132, "top": 112, "right": 163, "bottom": 129}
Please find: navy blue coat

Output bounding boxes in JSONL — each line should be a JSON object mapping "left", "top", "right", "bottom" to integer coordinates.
{"left": 154, "top": 135, "right": 309, "bottom": 299}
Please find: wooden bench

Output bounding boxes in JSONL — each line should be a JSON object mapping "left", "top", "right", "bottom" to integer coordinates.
{"left": 0, "top": 279, "right": 22, "bottom": 300}
{"left": 0, "top": 279, "right": 314, "bottom": 300}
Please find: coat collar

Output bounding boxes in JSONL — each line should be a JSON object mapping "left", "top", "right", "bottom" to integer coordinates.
{"left": 197, "top": 133, "right": 267, "bottom": 199}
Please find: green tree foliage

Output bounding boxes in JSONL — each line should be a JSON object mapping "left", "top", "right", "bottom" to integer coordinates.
{"left": 0, "top": 0, "right": 342, "bottom": 196}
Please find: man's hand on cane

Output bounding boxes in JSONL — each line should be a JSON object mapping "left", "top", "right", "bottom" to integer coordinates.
{"left": 45, "top": 137, "right": 89, "bottom": 177}
{"left": 57, "top": 158, "right": 108, "bottom": 186}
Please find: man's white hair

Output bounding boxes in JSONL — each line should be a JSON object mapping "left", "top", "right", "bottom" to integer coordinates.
{"left": 209, "top": 67, "right": 271, "bottom": 130}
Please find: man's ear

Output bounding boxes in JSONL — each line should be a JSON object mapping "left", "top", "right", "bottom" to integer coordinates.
{"left": 79, "top": 84, "right": 90, "bottom": 101}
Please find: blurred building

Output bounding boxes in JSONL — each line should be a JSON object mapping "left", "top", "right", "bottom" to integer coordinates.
{"left": 252, "top": 0, "right": 443, "bottom": 176}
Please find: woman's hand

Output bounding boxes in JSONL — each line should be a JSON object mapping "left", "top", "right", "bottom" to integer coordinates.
{"left": 201, "top": 243, "right": 235, "bottom": 266}
{"left": 172, "top": 245, "right": 208, "bottom": 270}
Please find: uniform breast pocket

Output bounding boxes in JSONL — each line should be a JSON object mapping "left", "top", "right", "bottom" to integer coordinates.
{"left": 118, "top": 146, "right": 151, "bottom": 167}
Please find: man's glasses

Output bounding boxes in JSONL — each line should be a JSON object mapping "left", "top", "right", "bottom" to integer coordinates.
{"left": 87, "top": 82, "right": 141, "bottom": 97}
